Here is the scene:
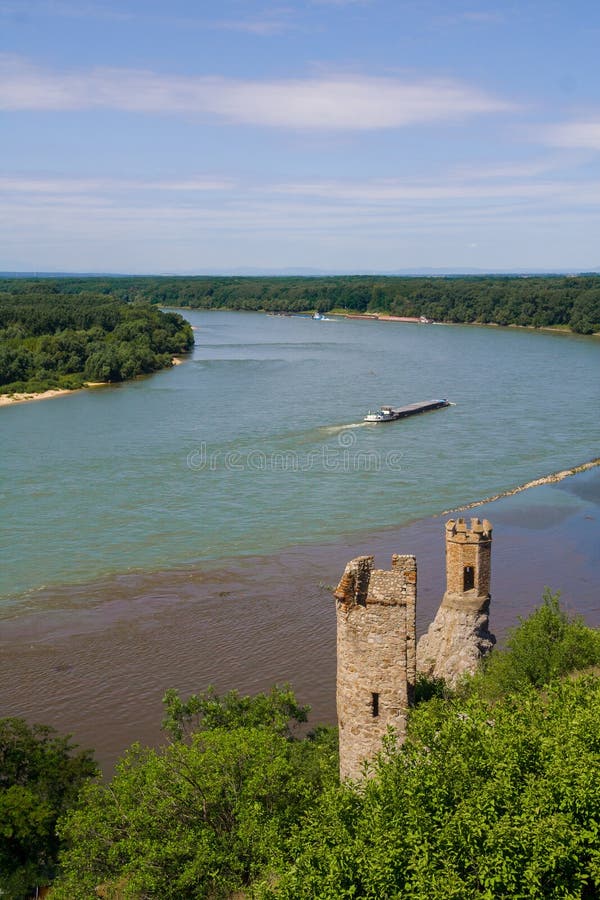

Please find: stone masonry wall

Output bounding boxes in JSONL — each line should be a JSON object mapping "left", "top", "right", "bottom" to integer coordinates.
{"left": 335, "top": 554, "right": 416, "bottom": 781}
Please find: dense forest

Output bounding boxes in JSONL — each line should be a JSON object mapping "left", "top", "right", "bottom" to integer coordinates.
{"left": 3, "top": 593, "right": 600, "bottom": 898}
{"left": 135, "top": 273, "right": 600, "bottom": 333}
{"left": 1, "top": 274, "right": 599, "bottom": 341}
{"left": 0, "top": 280, "right": 194, "bottom": 395}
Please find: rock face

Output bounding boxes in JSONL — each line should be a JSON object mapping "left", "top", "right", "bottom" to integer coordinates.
{"left": 334, "top": 554, "right": 416, "bottom": 782}
{"left": 417, "top": 517, "right": 495, "bottom": 686}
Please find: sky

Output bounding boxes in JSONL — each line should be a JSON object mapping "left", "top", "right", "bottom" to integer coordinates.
{"left": 1, "top": 0, "right": 600, "bottom": 274}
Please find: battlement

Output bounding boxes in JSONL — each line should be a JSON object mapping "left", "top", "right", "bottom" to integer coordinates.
{"left": 334, "top": 554, "right": 417, "bottom": 609}
{"left": 445, "top": 517, "right": 493, "bottom": 542}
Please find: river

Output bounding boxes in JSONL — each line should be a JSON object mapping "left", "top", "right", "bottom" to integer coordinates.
{"left": 1, "top": 311, "right": 598, "bottom": 770}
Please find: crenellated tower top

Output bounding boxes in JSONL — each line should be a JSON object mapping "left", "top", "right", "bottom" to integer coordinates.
{"left": 443, "top": 517, "right": 492, "bottom": 612}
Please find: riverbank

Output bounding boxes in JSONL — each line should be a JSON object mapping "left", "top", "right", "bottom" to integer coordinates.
{"left": 0, "top": 388, "right": 76, "bottom": 406}
{"left": 0, "top": 357, "right": 187, "bottom": 406}
{"left": 0, "top": 464, "right": 598, "bottom": 775}
{"left": 327, "top": 309, "right": 599, "bottom": 335}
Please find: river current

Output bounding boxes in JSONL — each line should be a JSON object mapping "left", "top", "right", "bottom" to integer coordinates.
{"left": 2, "top": 310, "right": 599, "bottom": 604}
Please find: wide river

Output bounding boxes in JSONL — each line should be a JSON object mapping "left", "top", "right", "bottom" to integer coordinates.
{"left": 1, "top": 311, "right": 599, "bottom": 770}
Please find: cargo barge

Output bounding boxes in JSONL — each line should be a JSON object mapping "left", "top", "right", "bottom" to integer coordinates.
{"left": 364, "top": 399, "right": 450, "bottom": 422}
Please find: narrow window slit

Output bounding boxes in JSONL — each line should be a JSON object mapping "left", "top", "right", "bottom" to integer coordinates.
{"left": 463, "top": 565, "right": 475, "bottom": 591}
{"left": 371, "top": 692, "right": 379, "bottom": 718}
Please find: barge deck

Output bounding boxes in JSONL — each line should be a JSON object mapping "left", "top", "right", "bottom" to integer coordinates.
{"left": 364, "top": 399, "right": 450, "bottom": 422}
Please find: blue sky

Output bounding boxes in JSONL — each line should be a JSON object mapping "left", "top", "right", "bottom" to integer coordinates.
{"left": 1, "top": 0, "right": 600, "bottom": 273}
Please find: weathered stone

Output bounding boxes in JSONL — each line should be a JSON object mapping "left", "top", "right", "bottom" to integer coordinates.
{"left": 417, "top": 517, "right": 495, "bottom": 686}
{"left": 335, "top": 554, "right": 416, "bottom": 781}
{"left": 334, "top": 519, "right": 495, "bottom": 781}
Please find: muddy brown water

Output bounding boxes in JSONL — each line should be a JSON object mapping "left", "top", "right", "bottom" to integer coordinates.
{"left": 1, "top": 469, "right": 598, "bottom": 776}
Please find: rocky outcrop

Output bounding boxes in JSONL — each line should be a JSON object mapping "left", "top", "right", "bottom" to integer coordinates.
{"left": 417, "top": 517, "right": 495, "bottom": 686}
{"left": 416, "top": 601, "right": 495, "bottom": 685}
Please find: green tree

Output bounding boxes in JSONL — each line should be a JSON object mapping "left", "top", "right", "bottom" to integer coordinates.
{"left": 0, "top": 718, "right": 97, "bottom": 899}
{"left": 266, "top": 676, "right": 600, "bottom": 899}
{"left": 54, "top": 687, "right": 337, "bottom": 899}
{"left": 161, "top": 683, "right": 310, "bottom": 742}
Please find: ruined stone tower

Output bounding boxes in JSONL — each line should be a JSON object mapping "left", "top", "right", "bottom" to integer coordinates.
{"left": 417, "top": 517, "right": 495, "bottom": 685}
{"left": 334, "top": 554, "right": 416, "bottom": 781}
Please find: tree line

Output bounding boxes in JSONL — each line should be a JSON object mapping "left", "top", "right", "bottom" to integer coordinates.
{"left": 3, "top": 592, "right": 600, "bottom": 898}
{"left": 2, "top": 274, "right": 600, "bottom": 337}
{"left": 0, "top": 281, "right": 194, "bottom": 394}
{"left": 144, "top": 273, "right": 600, "bottom": 333}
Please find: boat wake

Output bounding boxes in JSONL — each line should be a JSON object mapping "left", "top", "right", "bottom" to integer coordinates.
{"left": 318, "top": 422, "right": 369, "bottom": 435}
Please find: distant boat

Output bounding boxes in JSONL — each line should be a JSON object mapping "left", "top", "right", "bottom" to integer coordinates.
{"left": 364, "top": 399, "right": 450, "bottom": 423}
{"left": 312, "top": 312, "right": 325, "bottom": 320}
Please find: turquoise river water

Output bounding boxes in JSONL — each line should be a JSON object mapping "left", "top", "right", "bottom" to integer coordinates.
{"left": 2, "top": 310, "right": 599, "bottom": 604}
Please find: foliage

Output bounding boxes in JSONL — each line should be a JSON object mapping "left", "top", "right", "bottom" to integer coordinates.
{"left": 54, "top": 688, "right": 337, "bottom": 899}
{"left": 414, "top": 672, "right": 450, "bottom": 704}
{"left": 264, "top": 676, "right": 600, "bottom": 899}
{"left": 0, "top": 283, "right": 194, "bottom": 393}
{"left": 0, "top": 718, "right": 97, "bottom": 899}
{"left": 51, "top": 599, "right": 600, "bottom": 898}
{"left": 470, "top": 588, "right": 600, "bottom": 700}
{"left": 162, "top": 683, "right": 310, "bottom": 742}
{"left": 1, "top": 274, "right": 599, "bottom": 345}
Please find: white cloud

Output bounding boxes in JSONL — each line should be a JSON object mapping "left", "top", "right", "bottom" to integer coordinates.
{"left": 262, "top": 176, "right": 590, "bottom": 203}
{"left": 543, "top": 120, "right": 600, "bottom": 150}
{"left": 0, "top": 175, "right": 234, "bottom": 193}
{"left": 0, "top": 55, "right": 515, "bottom": 129}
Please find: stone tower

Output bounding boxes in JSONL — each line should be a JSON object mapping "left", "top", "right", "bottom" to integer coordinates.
{"left": 334, "top": 554, "right": 416, "bottom": 781}
{"left": 417, "top": 517, "right": 495, "bottom": 685}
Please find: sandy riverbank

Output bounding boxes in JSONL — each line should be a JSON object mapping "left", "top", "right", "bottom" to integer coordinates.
{"left": 0, "top": 359, "right": 186, "bottom": 406}
{"left": 442, "top": 457, "right": 600, "bottom": 514}
{"left": 0, "top": 388, "right": 75, "bottom": 406}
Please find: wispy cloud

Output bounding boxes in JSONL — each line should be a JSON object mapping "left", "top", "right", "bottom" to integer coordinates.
{"left": 0, "top": 55, "right": 515, "bottom": 129}
{"left": 5, "top": 167, "right": 600, "bottom": 215}
{"left": 264, "top": 175, "right": 600, "bottom": 204}
{"left": 433, "top": 9, "right": 505, "bottom": 26}
{"left": 0, "top": 175, "right": 234, "bottom": 193}
{"left": 543, "top": 120, "right": 600, "bottom": 150}
{"left": 210, "top": 6, "right": 295, "bottom": 36}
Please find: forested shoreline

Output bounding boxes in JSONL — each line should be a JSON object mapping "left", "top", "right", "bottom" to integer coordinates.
{"left": 0, "top": 281, "right": 194, "bottom": 395}
{"left": 4, "top": 273, "right": 598, "bottom": 333}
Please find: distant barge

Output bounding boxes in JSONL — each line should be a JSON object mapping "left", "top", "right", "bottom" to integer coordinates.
{"left": 364, "top": 399, "right": 450, "bottom": 423}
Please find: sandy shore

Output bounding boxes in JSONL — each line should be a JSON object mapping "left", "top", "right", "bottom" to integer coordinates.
{"left": 0, "top": 359, "right": 186, "bottom": 405}
{"left": 442, "top": 457, "right": 600, "bottom": 515}
{"left": 0, "top": 388, "right": 75, "bottom": 406}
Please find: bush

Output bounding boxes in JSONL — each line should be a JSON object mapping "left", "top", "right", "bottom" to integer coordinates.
{"left": 472, "top": 589, "right": 600, "bottom": 699}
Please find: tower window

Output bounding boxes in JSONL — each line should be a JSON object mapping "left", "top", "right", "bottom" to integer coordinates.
{"left": 371, "top": 692, "right": 379, "bottom": 717}
{"left": 463, "top": 566, "right": 475, "bottom": 591}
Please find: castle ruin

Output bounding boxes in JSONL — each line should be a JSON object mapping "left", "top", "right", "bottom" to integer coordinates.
{"left": 334, "top": 554, "right": 416, "bottom": 782}
{"left": 334, "top": 518, "right": 495, "bottom": 781}
{"left": 417, "top": 517, "right": 495, "bottom": 686}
